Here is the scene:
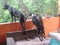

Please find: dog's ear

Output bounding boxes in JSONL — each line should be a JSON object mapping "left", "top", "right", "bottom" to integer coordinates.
{"left": 3, "top": 4, "right": 9, "bottom": 9}
{"left": 4, "top": 4, "right": 8, "bottom": 7}
{"left": 29, "top": 13, "right": 32, "bottom": 16}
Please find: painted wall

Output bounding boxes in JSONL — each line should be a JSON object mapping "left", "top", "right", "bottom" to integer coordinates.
{"left": 0, "top": 17, "right": 59, "bottom": 44}
{"left": 59, "top": 17, "right": 60, "bottom": 28}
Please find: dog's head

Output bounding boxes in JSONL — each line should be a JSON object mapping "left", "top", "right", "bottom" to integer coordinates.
{"left": 3, "top": 4, "right": 9, "bottom": 10}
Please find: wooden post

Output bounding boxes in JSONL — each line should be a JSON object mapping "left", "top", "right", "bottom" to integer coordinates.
{"left": 58, "top": 0, "right": 60, "bottom": 14}
{"left": 58, "top": 0, "right": 60, "bottom": 28}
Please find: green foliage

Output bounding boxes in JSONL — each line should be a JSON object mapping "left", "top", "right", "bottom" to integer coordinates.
{"left": 0, "top": 0, "right": 58, "bottom": 23}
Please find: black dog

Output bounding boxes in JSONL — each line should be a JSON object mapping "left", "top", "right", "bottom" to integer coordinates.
{"left": 3, "top": 4, "right": 26, "bottom": 30}
{"left": 36, "top": 14, "right": 45, "bottom": 39}
{"left": 30, "top": 14, "right": 45, "bottom": 41}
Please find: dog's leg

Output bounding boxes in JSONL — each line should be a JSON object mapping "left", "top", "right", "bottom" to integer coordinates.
{"left": 14, "top": 16, "right": 16, "bottom": 22}
{"left": 41, "top": 29, "right": 45, "bottom": 39}
{"left": 11, "top": 15, "right": 14, "bottom": 23}
{"left": 36, "top": 28, "right": 44, "bottom": 41}
{"left": 39, "top": 30, "right": 45, "bottom": 41}
{"left": 43, "top": 32, "right": 45, "bottom": 38}
{"left": 20, "top": 22, "right": 25, "bottom": 30}
{"left": 20, "top": 22, "right": 26, "bottom": 35}
{"left": 39, "top": 33, "right": 43, "bottom": 41}
{"left": 23, "top": 22, "right": 26, "bottom": 30}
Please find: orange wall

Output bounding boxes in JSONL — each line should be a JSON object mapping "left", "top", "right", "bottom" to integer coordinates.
{"left": 59, "top": 17, "right": 60, "bottom": 28}
{"left": 43, "top": 17, "right": 59, "bottom": 37}
{"left": 0, "top": 17, "right": 59, "bottom": 44}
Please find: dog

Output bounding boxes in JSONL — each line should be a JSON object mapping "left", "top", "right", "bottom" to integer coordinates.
{"left": 36, "top": 13, "right": 45, "bottom": 40}
{"left": 3, "top": 4, "right": 26, "bottom": 30}
{"left": 30, "top": 13, "right": 45, "bottom": 41}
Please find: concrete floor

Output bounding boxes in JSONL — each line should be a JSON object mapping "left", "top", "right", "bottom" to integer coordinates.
{"left": 1, "top": 37, "right": 51, "bottom": 45}
{"left": 16, "top": 37, "right": 51, "bottom": 45}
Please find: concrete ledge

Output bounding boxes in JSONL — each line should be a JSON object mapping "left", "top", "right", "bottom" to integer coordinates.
{"left": 49, "top": 32, "right": 60, "bottom": 41}
{"left": 6, "top": 37, "right": 16, "bottom": 45}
